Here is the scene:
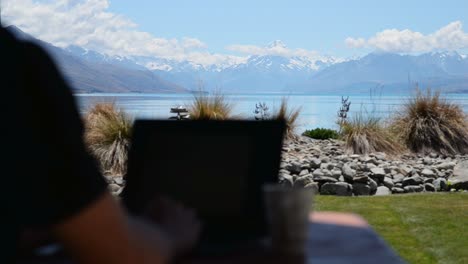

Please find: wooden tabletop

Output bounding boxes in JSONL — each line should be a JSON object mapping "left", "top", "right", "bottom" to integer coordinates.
{"left": 16, "top": 212, "right": 405, "bottom": 264}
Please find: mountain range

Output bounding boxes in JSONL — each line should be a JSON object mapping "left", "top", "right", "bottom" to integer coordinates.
{"left": 7, "top": 25, "right": 468, "bottom": 94}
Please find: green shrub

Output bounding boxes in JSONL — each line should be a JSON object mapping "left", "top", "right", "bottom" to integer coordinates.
{"left": 303, "top": 128, "right": 339, "bottom": 139}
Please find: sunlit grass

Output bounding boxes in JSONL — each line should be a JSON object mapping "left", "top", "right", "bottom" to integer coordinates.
{"left": 315, "top": 193, "right": 468, "bottom": 264}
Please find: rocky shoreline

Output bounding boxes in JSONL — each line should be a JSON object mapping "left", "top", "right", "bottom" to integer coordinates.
{"left": 280, "top": 137, "right": 468, "bottom": 196}
{"left": 105, "top": 136, "right": 468, "bottom": 196}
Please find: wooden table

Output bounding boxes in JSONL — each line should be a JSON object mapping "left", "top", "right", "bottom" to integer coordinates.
{"left": 17, "top": 212, "right": 405, "bottom": 264}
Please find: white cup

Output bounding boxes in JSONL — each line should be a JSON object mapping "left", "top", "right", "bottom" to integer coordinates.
{"left": 263, "top": 184, "right": 314, "bottom": 255}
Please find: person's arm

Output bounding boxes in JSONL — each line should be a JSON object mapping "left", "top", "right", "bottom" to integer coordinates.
{"left": 53, "top": 193, "right": 174, "bottom": 264}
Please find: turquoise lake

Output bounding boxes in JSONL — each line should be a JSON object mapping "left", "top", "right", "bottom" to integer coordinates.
{"left": 75, "top": 93, "right": 468, "bottom": 131}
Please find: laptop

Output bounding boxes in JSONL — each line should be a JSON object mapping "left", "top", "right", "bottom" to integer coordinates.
{"left": 121, "top": 120, "right": 285, "bottom": 254}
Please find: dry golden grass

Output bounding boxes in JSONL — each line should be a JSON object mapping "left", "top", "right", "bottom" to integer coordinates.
{"left": 271, "top": 98, "right": 301, "bottom": 139}
{"left": 84, "top": 103, "right": 132, "bottom": 176}
{"left": 391, "top": 89, "right": 468, "bottom": 155}
{"left": 187, "top": 92, "right": 234, "bottom": 120}
{"left": 341, "top": 113, "right": 404, "bottom": 155}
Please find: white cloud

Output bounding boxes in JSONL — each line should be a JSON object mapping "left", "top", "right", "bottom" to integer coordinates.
{"left": 226, "top": 40, "right": 328, "bottom": 61}
{"left": 1, "top": 0, "right": 337, "bottom": 67}
{"left": 346, "top": 21, "right": 468, "bottom": 53}
{"left": 1, "top": 0, "right": 242, "bottom": 66}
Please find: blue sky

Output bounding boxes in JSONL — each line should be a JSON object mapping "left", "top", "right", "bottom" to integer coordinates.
{"left": 2, "top": 0, "right": 468, "bottom": 66}
{"left": 107, "top": 0, "right": 468, "bottom": 57}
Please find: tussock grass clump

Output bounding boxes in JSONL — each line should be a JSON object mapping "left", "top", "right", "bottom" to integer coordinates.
{"left": 84, "top": 103, "right": 132, "bottom": 176}
{"left": 391, "top": 89, "right": 468, "bottom": 155}
{"left": 341, "top": 114, "right": 403, "bottom": 155}
{"left": 187, "top": 92, "right": 234, "bottom": 120}
{"left": 271, "top": 98, "right": 301, "bottom": 139}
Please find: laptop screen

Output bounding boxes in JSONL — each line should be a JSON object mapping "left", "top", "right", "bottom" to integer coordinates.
{"left": 144, "top": 133, "right": 251, "bottom": 217}
{"left": 122, "top": 120, "right": 284, "bottom": 243}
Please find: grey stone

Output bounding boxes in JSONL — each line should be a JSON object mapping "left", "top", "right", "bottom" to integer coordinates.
{"left": 374, "top": 153, "right": 387, "bottom": 160}
{"left": 403, "top": 176, "right": 424, "bottom": 186}
{"left": 421, "top": 168, "right": 435, "bottom": 178}
{"left": 423, "top": 158, "right": 433, "bottom": 165}
{"left": 104, "top": 175, "right": 114, "bottom": 183}
{"left": 310, "top": 158, "right": 322, "bottom": 169}
{"left": 391, "top": 187, "right": 405, "bottom": 194}
{"left": 365, "top": 157, "right": 380, "bottom": 165}
{"left": 404, "top": 185, "right": 424, "bottom": 193}
{"left": 352, "top": 183, "right": 371, "bottom": 196}
{"left": 342, "top": 165, "right": 356, "bottom": 181}
{"left": 370, "top": 167, "right": 386, "bottom": 176}
{"left": 299, "top": 169, "right": 309, "bottom": 176}
{"left": 286, "top": 162, "right": 302, "bottom": 174}
{"left": 279, "top": 174, "right": 294, "bottom": 186}
{"left": 320, "top": 182, "right": 353, "bottom": 196}
{"left": 322, "top": 169, "right": 332, "bottom": 177}
{"left": 433, "top": 178, "right": 448, "bottom": 191}
{"left": 383, "top": 177, "right": 394, "bottom": 189}
{"left": 353, "top": 175, "right": 370, "bottom": 183}
{"left": 331, "top": 169, "right": 342, "bottom": 179}
{"left": 370, "top": 167, "right": 386, "bottom": 181}
{"left": 321, "top": 157, "right": 331, "bottom": 163}
{"left": 312, "top": 169, "right": 324, "bottom": 177}
{"left": 108, "top": 184, "right": 121, "bottom": 192}
{"left": 424, "top": 183, "right": 436, "bottom": 192}
{"left": 453, "top": 161, "right": 468, "bottom": 183}
{"left": 304, "top": 182, "right": 319, "bottom": 194}
{"left": 313, "top": 175, "right": 339, "bottom": 183}
{"left": 424, "top": 178, "right": 434, "bottom": 184}
{"left": 383, "top": 167, "right": 392, "bottom": 174}
{"left": 369, "top": 178, "right": 378, "bottom": 194}
{"left": 300, "top": 162, "right": 311, "bottom": 170}
{"left": 375, "top": 186, "right": 392, "bottom": 196}
{"left": 392, "top": 174, "right": 405, "bottom": 183}
{"left": 294, "top": 175, "right": 312, "bottom": 187}
{"left": 437, "top": 171, "right": 446, "bottom": 178}
{"left": 398, "top": 165, "right": 413, "bottom": 176}
{"left": 435, "top": 162, "right": 456, "bottom": 170}
{"left": 366, "top": 163, "right": 378, "bottom": 171}
{"left": 429, "top": 152, "right": 438, "bottom": 158}
{"left": 394, "top": 183, "right": 403, "bottom": 188}
{"left": 113, "top": 177, "right": 124, "bottom": 185}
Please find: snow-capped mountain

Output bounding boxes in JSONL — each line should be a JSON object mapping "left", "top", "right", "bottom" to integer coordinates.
{"left": 6, "top": 26, "right": 185, "bottom": 93}
{"left": 301, "top": 51, "right": 468, "bottom": 93}
{"left": 7, "top": 25, "right": 468, "bottom": 93}
{"left": 147, "top": 53, "right": 341, "bottom": 92}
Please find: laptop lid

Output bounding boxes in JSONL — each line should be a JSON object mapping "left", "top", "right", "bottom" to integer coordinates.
{"left": 121, "top": 120, "right": 285, "bottom": 244}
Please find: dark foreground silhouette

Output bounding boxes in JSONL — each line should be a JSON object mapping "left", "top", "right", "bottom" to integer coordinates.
{"left": 0, "top": 25, "right": 200, "bottom": 264}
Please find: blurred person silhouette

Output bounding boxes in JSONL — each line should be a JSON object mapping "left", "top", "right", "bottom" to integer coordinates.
{"left": 0, "top": 23, "right": 201, "bottom": 263}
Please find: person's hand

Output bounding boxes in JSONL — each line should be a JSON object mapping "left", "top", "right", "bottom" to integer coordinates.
{"left": 145, "top": 197, "right": 202, "bottom": 255}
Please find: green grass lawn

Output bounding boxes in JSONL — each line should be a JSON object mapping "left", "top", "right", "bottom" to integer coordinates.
{"left": 315, "top": 193, "right": 468, "bottom": 264}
